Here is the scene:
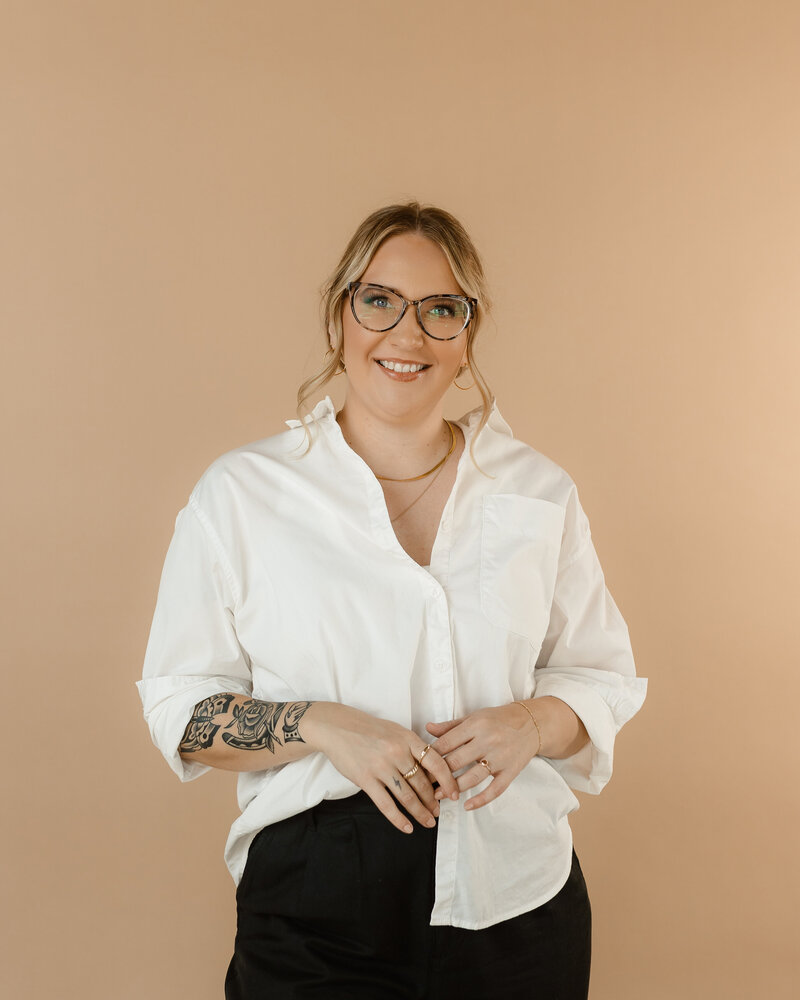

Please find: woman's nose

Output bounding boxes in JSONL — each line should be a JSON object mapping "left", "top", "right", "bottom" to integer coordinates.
{"left": 389, "top": 307, "right": 426, "bottom": 345}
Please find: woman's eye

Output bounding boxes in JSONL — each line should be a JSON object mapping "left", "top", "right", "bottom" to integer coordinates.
{"left": 429, "top": 303, "right": 456, "bottom": 318}
{"left": 364, "top": 295, "right": 391, "bottom": 308}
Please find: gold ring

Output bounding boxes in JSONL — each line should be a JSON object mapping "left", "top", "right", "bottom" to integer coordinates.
{"left": 401, "top": 762, "right": 420, "bottom": 780}
{"left": 417, "top": 743, "right": 434, "bottom": 763}
{"left": 478, "top": 758, "right": 493, "bottom": 775}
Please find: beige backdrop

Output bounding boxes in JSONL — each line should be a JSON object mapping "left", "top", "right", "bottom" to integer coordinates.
{"left": 3, "top": 2, "right": 798, "bottom": 997}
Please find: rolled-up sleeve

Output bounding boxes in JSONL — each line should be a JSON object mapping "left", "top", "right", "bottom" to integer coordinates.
{"left": 533, "top": 486, "right": 647, "bottom": 794}
{"left": 136, "top": 495, "right": 253, "bottom": 782}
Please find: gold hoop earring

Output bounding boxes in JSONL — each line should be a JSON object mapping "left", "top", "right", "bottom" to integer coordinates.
{"left": 454, "top": 365, "right": 474, "bottom": 391}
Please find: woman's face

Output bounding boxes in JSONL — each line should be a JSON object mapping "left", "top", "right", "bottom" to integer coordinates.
{"left": 336, "top": 232, "right": 469, "bottom": 424}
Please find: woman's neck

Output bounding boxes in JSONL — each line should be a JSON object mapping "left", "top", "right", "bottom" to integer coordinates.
{"left": 335, "top": 399, "right": 452, "bottom": 482}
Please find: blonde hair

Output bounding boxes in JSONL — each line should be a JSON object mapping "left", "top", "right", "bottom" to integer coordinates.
{"left": 295, "top": 200, "right": 495, "bottom": 470}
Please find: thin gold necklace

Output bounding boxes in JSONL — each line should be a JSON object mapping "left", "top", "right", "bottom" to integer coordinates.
{"left": 389, "top": 458, "right": 447, "bottom": 524}
{"left": 375, "top": 421, "right": 456, "bottom": 483}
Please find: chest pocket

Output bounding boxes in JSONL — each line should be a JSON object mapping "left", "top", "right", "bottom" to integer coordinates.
{"left": 480, "top": 494, "right": 565, "bottom": 644}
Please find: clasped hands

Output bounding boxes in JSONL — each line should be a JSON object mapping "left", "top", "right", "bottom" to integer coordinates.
{"left": 313, "top": 701, "right": 541, "bottom": 835}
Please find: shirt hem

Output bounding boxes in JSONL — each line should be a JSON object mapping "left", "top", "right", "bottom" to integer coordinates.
{"left": 428, "top": 826, "right": 575, "bottom": 930}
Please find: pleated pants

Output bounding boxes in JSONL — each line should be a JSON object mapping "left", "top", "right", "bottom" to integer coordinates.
{"left": 225, "top": 791, "right": 591, "bottom": 999}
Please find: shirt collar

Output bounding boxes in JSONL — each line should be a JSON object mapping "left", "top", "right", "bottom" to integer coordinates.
{"left": 284, "top": 396, "right": 337, "bottom": 429}
{"left": 286, "top": 395, "right": 513, "bottom": 442}
{"left": 454, "top": 397, "right": 513, "bottom": 440}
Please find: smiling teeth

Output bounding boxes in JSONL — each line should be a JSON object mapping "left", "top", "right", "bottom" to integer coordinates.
{"left": 378, "top": 360, "right": 427, "bottom": 373}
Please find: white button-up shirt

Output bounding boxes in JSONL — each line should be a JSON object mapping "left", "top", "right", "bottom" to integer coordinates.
{"left": 137, "top": 395, "right": 647, "bottom": 930}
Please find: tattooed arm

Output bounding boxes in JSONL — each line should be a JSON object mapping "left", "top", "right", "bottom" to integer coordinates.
{"left": 178, "top": 696, "right": 462, "bottom": 834}
{"left": 178, "top": 693, "right": 316, "bottom": 772}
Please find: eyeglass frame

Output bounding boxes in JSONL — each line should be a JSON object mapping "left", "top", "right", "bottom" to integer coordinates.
{"left": 345, "top": 280, "right": 478, "bottom": 342}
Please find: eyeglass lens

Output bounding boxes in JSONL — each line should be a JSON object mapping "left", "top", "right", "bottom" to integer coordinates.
{"left": 352, "top": 284, "right": 470, "bottom": 339}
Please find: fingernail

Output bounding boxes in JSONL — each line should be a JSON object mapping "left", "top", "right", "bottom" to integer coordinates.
{"left": 426, "top": 817, "right": 436, "bottom": 828}
{"left": 404, "top": 823, "right": 413, "bottom": 834}
{"left": 433, "top": 804, "right": 440, "bottom": 817}
{"left": 434, "top": 790, "right": 443, "bottom": 800}
{"left": 451, "top": 792, "right": 459, "bottom": 801}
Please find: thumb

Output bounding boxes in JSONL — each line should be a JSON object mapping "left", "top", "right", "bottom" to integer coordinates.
{"left": 426, "top": 718, "right": 463, "bottom": 736}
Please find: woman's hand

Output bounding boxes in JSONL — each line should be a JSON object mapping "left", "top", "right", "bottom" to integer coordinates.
{"left": 426, "top": 703, "right": 540, "bottom": 811}
{"left": 305, "top": 702, "right": 460, "bottom": 834}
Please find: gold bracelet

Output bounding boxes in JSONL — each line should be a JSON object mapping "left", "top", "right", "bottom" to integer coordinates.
{"left": 513, "top": 700, "right": 542, "bottom": 756}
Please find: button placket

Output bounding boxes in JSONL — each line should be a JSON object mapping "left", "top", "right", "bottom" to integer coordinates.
{"left": 431, "top": 798, "right": 459, "bottom": 922}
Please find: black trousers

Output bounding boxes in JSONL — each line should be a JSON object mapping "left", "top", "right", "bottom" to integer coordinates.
{"left": 225, "top": 791, "right": 591, "bottom": 999}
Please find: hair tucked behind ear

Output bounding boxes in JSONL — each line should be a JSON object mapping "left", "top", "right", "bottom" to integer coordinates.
{"left": 295, "top": 200, "right": 495, "bottom": 473}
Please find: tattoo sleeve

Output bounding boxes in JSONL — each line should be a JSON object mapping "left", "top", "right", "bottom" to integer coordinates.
{"left": 179, "top": 695, "right": 313, "bottom": 755}
{"left": 222, "top": 699, "right": 285, "bottom": 751}
{"left": 178, "top": 693, "right": 234, "bottom": 752}
{"left": 282, "top": 701, "right": 311, "bottom": 743}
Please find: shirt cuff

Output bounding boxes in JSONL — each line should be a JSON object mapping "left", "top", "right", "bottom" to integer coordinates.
{"left": 136, "top": 675, "right": 253, "bottom": 783}
{"left": 532, "top": 667, "right": 648, "bottom": 794}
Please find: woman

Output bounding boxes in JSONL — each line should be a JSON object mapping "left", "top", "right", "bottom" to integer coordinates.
{"left": 138, "top": 201, "right": 647, "bottom": 999}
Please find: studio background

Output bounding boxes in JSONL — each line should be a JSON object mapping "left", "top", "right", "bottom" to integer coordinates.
{"left": 3, "top": 2, "right": 798, "bottom": 998}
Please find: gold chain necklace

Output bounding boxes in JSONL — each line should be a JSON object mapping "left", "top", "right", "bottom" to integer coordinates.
{"left": 389, "top": 458, "right": 448, "bottom": 524}
{"left": 375, "top": 421, "right": 456, "bottom": 483}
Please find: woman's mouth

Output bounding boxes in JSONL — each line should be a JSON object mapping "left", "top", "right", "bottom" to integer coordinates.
{"left": 374, "top": 359, "right": 432, "bottom": 381}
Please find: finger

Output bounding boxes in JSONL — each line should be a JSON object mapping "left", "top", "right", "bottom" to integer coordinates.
{"left": 427, "top": 720, "right": 471, "bottom": 758}
{"left": 408, "top": 770, "right": 439, "bottom": 816}
{"left": 440, "top": 741, "right": 486, "bottom": 774}
{"left": 426, "top": 717, "right": 464, "bottom": 737}
{"left": 456, "top": 762, "right": 494, "bottom": 793}
{"left": 418, "top": 747, "right": 460, "bottom": 801}
{"left": 464, "top": 774, "right": 510, "bottom": 811}
{"left": 388, "top": 773, "right": 437, "bottom": 829}
{"left": 366, "top": 783, "right": 415, "bottom": 834}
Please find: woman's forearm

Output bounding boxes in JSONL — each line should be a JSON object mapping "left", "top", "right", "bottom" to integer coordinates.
{"left": 521, "top": 696, "right": 590, "bottom": 759}
{"left": 178, "top": 693, "right": 323, "bottom": 772}
{"left": 178, "top": 692, "right": 590, "bottom": 775}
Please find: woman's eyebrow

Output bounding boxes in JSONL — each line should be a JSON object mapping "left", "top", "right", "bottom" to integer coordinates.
{"left": 361, "top": 280, "right": 403, "bottom": 296}
{"left": 361, "top": 280, "right": 463, "bottom": 299}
